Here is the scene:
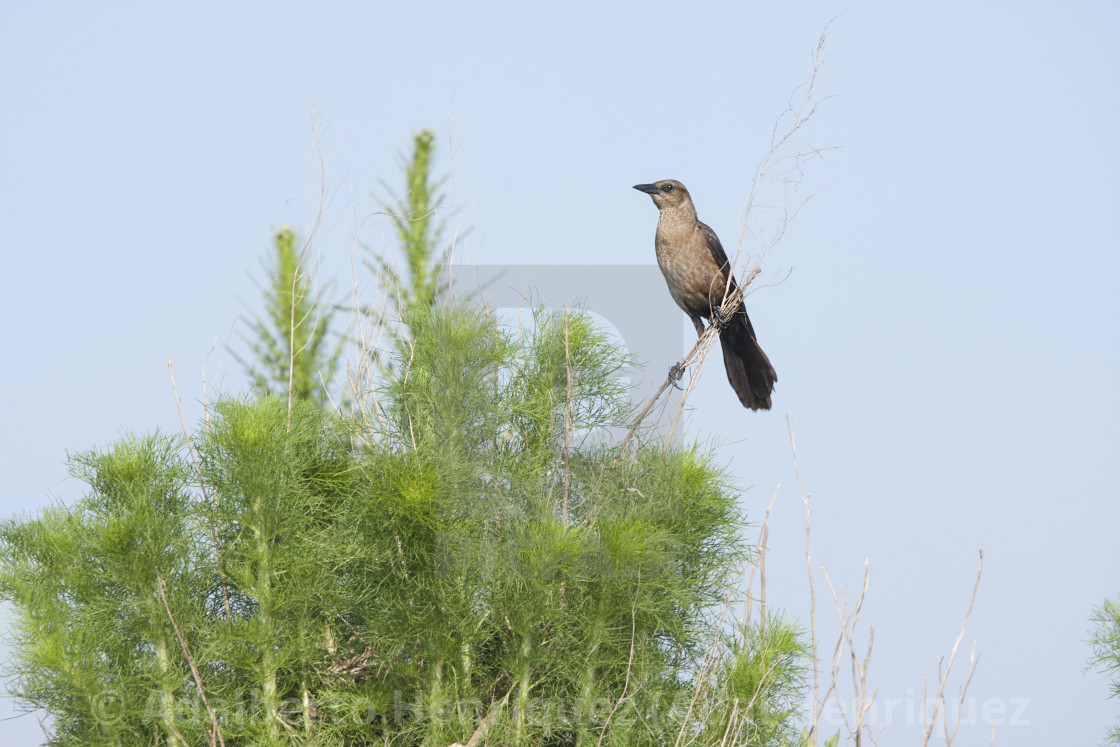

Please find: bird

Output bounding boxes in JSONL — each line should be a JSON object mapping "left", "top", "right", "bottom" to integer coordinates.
{"left": 633, "top": 179, "right": 777, "bottom": 410}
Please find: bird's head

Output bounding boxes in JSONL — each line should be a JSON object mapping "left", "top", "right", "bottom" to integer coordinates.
{"left": 633, "top": 179, "right": 692, "bottom": 211}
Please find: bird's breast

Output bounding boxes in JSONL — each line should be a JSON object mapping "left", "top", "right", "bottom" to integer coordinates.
{"left": 654, "top": 230, "right": 722, "bottom": 318}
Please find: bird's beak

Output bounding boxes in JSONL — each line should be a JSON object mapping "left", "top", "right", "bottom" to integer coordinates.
{"left": 632, "top": 183, "right": 661, "bottom": 195}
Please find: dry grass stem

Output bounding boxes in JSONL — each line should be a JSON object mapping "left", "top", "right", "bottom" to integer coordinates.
{"left": 449, "top": 686, "right": 514, "bottom": 747}
{"left": 921, "top": 551, "right": 984, "bottom": 747}
{"left": 741, "top": 484, "right": 781, "bottom": 633}
{"left": 597, "top": 571, "right": 640, "bottom": 746}
{"left": 156, "top": 571, "right": 225, "bottom": 747}
{"left": 787, "top": 417, "right": 823, "bottom": 742}
{"left": 440, "top": 118, "right": 469, "bottom": 296}
{"left": 346, "top": 208, "right": 391, "bottom": 438}
{"left": 287, "top": 110, "right": 327, "bottom": 419}
{"left": 563, "top": 304, "right": 573, "bottom": 526}
{"left": 730, "top": 19, "right": 837, "bottom": 287}
{"left": 821, "top": 563, "right": 876, "bottom": 746}
{"left": 168, "top": 357, "right": 232, "bottom": 623}
{"left": 674, "top": 571, "right": 750, "bottom": 747}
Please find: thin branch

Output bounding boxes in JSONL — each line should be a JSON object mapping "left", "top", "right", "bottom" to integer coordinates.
{"left": 946, "top": 642, "right": 980, "bottom": 745}
{"left": 598, "top": 569, "right": 640, "bottom": 746}
{"left": 156, "top": 571, "right": 225, "bottom": 747}
{"left": 562, "top": 303, "right": 572, "bottom": 526}
{"left": 921, "top": 550, "right": 984, "bottom": 747}
{"left": 789, "top": 417, "right": 821, "bottom": 743}
{"left": 168, "top": 357, "right": 232, "bottom": 623}
{"left": 742, "top": 484, "right": 781, "bottom": 632}
{"left": 288, "top": 108, "right": 327, "bottom": 418}
{"left": 451, "top": 686, "right": 515, "bottom": 747}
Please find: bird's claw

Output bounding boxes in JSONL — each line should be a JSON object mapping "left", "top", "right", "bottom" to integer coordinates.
{"left": 667, "top": 362, "right": 685, "bottom": 389}
{"left": 711, "top": 304, "right": 735, "bottom": 331}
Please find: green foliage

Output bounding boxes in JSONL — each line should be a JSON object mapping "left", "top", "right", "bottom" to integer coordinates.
{"left": 1090, "top": 595, "right": 1120, "bottom": 744}
{"left": 368, "top": 130, "right": 454, "bottom": 347}
{"left": 1, "top": 302, "right": 810, "bottom": 745}
{"left": 239, "top": 131, "right": 455, "bottom": 404}
{"left": 238, "top": 227, "right": 344, "bottom": 406}
{"left": 707, "top": 615, "right": 812, "bottom": 747}
{"left": 0, "top": 434, "right": 205, "bottom": 745}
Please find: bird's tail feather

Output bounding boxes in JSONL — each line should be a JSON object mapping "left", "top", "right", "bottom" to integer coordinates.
{"left": 719, "top": 313, "right": 777, "bottom": 411}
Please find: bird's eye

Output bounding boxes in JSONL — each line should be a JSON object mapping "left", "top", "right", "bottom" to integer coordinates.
{"left": 663, "top": 184, "right": 674, "bottom": 192}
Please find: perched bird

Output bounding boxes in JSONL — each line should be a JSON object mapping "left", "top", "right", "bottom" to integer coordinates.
{"left": 633, "top": 179, "right": 777, "bottom": 410}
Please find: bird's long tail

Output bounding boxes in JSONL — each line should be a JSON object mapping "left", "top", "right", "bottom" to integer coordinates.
{"left": 718, "top": 310, "right": 777, "bottom": 411}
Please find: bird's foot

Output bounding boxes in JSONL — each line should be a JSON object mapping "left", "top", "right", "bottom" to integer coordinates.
{"left": 711, "top": 303, "right": 735, "bottom": 331}
{"left": 667, "top": 361, "right": 685, "bottom": 389}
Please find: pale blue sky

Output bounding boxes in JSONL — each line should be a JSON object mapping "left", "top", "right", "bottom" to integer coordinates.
{"left": 2, "top": 2, "right": 1118, "bottom": 744}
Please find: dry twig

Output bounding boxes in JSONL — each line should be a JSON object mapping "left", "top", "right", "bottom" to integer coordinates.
{"left": 921, "top": 551, "right": 984, "bottom": 747}
{"left": 168, "top": 358, "right": 232, "bottom": 623}
{"left": 156, "top": 571, "right": 225, "bottom": 747}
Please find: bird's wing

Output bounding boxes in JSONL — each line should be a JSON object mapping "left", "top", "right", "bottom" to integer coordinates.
{"left": 699, "top": 221, "right": 738, "bottom": 290}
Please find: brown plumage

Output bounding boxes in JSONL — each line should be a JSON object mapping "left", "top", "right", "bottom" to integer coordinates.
{"left": 633, "top": 179, "right": 777, "bottom": 410}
